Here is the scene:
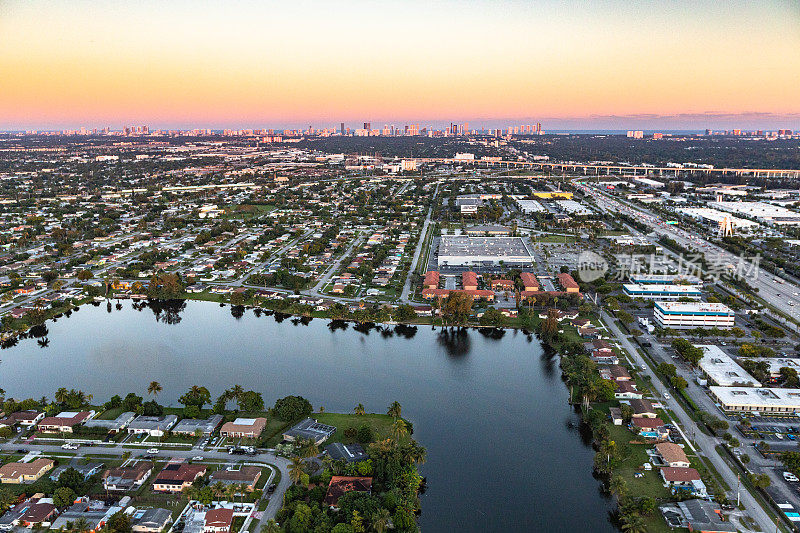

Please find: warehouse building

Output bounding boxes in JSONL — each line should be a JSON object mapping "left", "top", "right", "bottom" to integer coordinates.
{"left": 653, "top": 302, "right": 735, "bottom": 330}
{"left": 437, "top": 236, "right": 534, "bottom": 271}
{"left": 710, "top": 386, "right": 800, "bottom": 414}
{"left": 629, "top": 274, "right": 702, "bottom": 285}
{"left": 697, "top": 345, "right": 760, "bottom": 387}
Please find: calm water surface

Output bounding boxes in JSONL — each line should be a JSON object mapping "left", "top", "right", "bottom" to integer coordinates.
{"left": 0, "top": 301, "right": 616, "bottom": 532}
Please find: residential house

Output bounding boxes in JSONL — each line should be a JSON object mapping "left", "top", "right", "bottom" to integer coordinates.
{"left": 0, "top": 410, "right": 44, "bottom": 429}
{"left": 0, "top": 497, "right": 57, "bottom": 529}
{"left": 172, "top": 415, "right": 224, "bottom": 437}
{"left": 325, "top": 442, "right": 368, "bottom": 463}
{"left": 629, "top": 399, "right": 658, "bottom": 418}
{"left": 631, "top": 417, "right": 669, "bottom": 440}
{"left": 0, "top": 459, "right": 55, "bottom": 484}
{"left": 282, "top": 418, "right": 336, "bottom": 445}
{"left": 38, "top": 411, "right": 94, "bottom": 433}
{"left": 323, "top": 476, "right": 373, "bottom": 508}
{"left": 203, "top": 508, "right": 234, "bottom": 533}
{"left": 103, "top": 462, "right": 153, "bottom": 492}
{"left": 127, "top": 414, "right": 179, "bottom": 437}
{"left": 152, "top": 460, "right": 206, "bottom": 493}
{"left": 49, "top": 499, "right": 123, "bottom": 531}
{"left": 208, "top": 466, "right": 262, "bottom": 492}
{"left": 131, "top": 508, "right": 173, "bottom": 533}
{"left": 660, "top": 467, "right": 701, "bottom": 488}
{"left": 84, "top": 412, "right": 136, "bottom": 433}
{"left": 658, "top": 499, "right": 736, "bottom": 533}
{"left": 49, "top": 462, "right": 104, "bottom": 481}
{"left": 614, "top": 381, "right": 643, "bottom": 400}
{"left": 219, "top": 417, "right": 267, "bottom": 439}
{"left": 655, "top": 442, "right": 690, "bottom": 468}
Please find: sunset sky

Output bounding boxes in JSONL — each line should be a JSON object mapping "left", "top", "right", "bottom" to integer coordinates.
{"left": 2, "top": 0, "right": 799, "bottom": 130}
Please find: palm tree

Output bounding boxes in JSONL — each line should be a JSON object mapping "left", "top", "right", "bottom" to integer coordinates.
{"left": 298, "top": 438, "right": 320, "bottom": 459}
{"left": 225, "top": 484, "right": 236, "bottom": 503}
{"left": 387, "top": 401, "right": 402, "bottom": 420}
{"left": 212, "top": 481, "right": 226, "bottom": 501}
{"left": 288, "top": 457, "right": 305, "bottom": 485}
{"left": 231, "top": 384, "right": 245, "bottom": 405}
{"left": 370, "top": 508, "right": 391, "bottom": 533}
{"left": 71, "top": 517, "right": 90, "bottom": 533}
{"left": 391, "top": 419, "right": 408, "bottom": 441}
{"left": 260, "top": 520, "right": 280, "bottom": 533}
{"left": 55, "top": 387, "right": 68, "bottom": 406}
{"left": 620, "top": 512, "right": 646, "bottom": 533}
{"left": 147, "top": 381, "right": 162, "bottom": 397}
{"left": 354, "top": 403, "right": 365, "bottom": 416}
{"left": 402, "top": 440, "right": 427, "bottom": 465}
{"left": 609, "top": 475, "right": 627, "bottom": 500}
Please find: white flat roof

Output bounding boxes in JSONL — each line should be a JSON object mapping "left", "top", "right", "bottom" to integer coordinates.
{"left": 623, "top": 284, "right": 702, "bottom": 295}
{"left": 711, "top": 386, "right": 800, "bottom": 409}
{"left": 655, "top": 301, "right": 734, "bottom": 315}
{"left": 697, "top": 345, "right": 760, "bottom": 387}
{"left": 232, "top": 418, "right": 257, "bottom": 425}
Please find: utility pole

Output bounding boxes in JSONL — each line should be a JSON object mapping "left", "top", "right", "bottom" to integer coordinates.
{"left": 736, "top": 473, "right": 740, "bottom": 508}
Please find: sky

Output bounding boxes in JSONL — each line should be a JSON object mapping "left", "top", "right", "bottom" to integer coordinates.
{"left": 1, "top": 0, "right": 800, "bottom": 130}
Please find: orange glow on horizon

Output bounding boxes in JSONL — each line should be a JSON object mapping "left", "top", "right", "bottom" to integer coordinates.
{"left": 2, "top": 0, "right": 800, "bottom": 128}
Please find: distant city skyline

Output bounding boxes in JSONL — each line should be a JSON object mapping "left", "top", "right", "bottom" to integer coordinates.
{"left": 2, "top": 0, "right": 799, "bottom": 130}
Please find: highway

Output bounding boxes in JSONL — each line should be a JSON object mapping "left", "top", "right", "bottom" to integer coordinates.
{"left": 577, "top": 180, "right": 800, "bottom": 321}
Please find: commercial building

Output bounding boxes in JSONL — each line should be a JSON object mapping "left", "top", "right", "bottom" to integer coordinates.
{"left": 555, "top": 200, "right": 592, "bottom": 215}
{"left": 515, "top": 199, "right": 545, "bottom": 213}
{"left": 710, "top": 201, "right": 800, "bottom": 226}
{"left": 697, "top": 345, "right": 760, "bottom": 387}
{"left": 710, "top": 386, "right": 800, "bottom": 414}
{"left": 622, "top": 284, "right": 702, "bottom": 300}
{"left": 462, "top": 271, "right": 478, "bottom": 290}
{"left": 520, "top": 272, "right": 539, "bottom": 292}
{"left": 739, "top": 357, "right": 800, "bottom": 380}
{"left": 423, "top": 271, "right": 439, "bottom": 289}
{"left": 437, "top": 236, "right": 534, "bottom": 270}
{"left": 678, "top": 207, "right": 759, "bottom": 232}
{"left": 653, "top": 302, "right": 735, "bottom": 330}
{"left": 629, "top": 274, "right": 702, "bottom": 285}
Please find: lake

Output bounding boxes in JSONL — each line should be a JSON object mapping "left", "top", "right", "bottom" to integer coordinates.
{"left": 0, "top": 300, "right": 616, "bottom": 532}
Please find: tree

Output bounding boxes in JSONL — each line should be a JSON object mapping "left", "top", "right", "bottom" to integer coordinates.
{"left": 354, "top": 403, "right": 366, "bottom": 416}
{"left": 105, "top": 511, "right": 132, "bottom": 533}
{"left": 748, "top": 473, "right": 771, "bottom": 489}
{"left": 387, "top": 401, "right": 402, "bottom": 420}
{"left": 391, "top": 419, "right": 408, "bottom": 441}
{"left": 76, "top": 269, "right": 93, "bottom": 281}
{"left": 273, "top": 395, "right": 312, "bottom": 422}
{"left": 539, "top": 308, "right": 560, "bottom": 343}
{"left": 620, "top": 512, "right": 646, "bottom": 533}
{"left": 479, "top": 307, "right": 506, "bottom": 327}
{"left": 147, "top": 381, "right": 162, "bottom": 397}
{"left": 237, "top": 390, "right": 264, "bottom": 412}
{"left": 70, "top": 517, "right": 91, "bottom": 533}
{"left": 58, "top": 467, "right": 85, "bottom": 492}
{"left": 288, "top": 457, "right": 305, "bottom": 485}
{"left": 442, "top": 291, "right": 473, "bottom": 326}
{"left": 53, "top": 486, "right": 76, "bottom": 508}
{"left": 371, "top": 508, "right": 391, "bottom": 533}
{"left": 179, "top": 385, "right": 211, "bottom": 410}
{"left": 260, "top": 520, "right": 280, "bottom": 533}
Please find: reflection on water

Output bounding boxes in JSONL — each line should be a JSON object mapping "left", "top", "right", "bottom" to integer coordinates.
{"left": 0, "top": 300, "right": 616, "bottom": 533}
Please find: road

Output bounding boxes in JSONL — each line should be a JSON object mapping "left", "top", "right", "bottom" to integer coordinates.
{"left": 400, "top": 183, "right": 439, "bottom": 302}
{"left": 307, "top": 234, "right": 366, "bottom": 297}
{"left": 601, "top": 311, "right": 781, "bottom": 532}
{"left": 578, "top": 180, "right": 800, "bottom": 322}
{"left": 0, "top": 441, "right": 291, "bottom": 524}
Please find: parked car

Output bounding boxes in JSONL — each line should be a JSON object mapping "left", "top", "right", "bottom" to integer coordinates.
{"left": 192, "top": 456, "right": 204, "bottom": 461}
{"left": 783, "top": 471, "right": 799, "bottom": 482}
{"left": 147, "top": 448, "right": 160, "bottom": 454}
{"left": 267, "top": 483, "right": 277, "bottom": 494}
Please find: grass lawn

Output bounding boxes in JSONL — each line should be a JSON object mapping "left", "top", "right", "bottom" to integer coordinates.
{"left": 314, "top": 412, "right": 396, "bottom": 444}
{"left": 95, "top": 407, "right": 126, "bottom": 420}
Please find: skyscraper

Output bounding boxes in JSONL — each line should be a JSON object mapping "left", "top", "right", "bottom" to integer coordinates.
{"left": 341, "top": 122, "right": 345, "bottom": 135}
